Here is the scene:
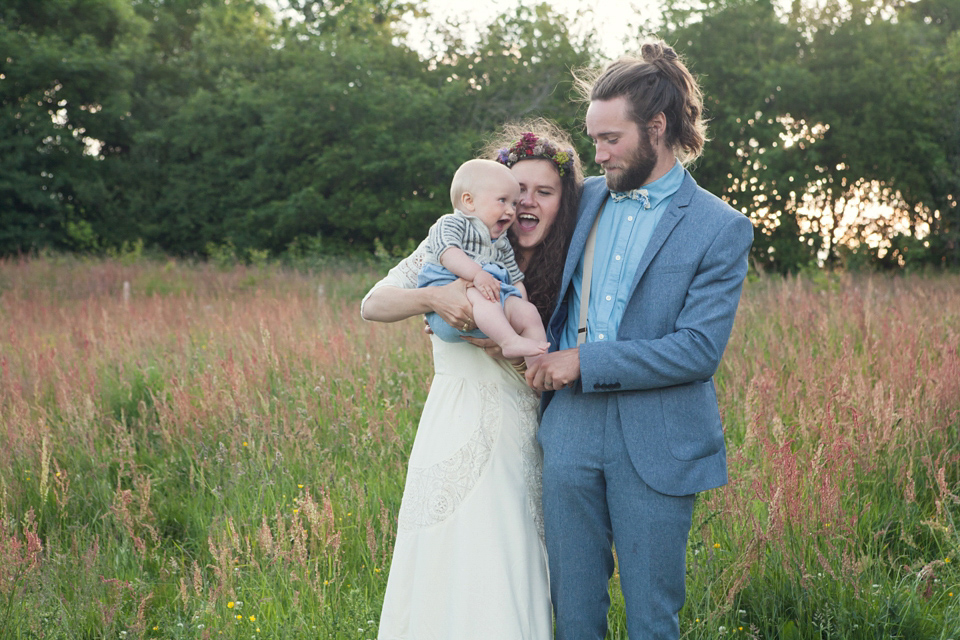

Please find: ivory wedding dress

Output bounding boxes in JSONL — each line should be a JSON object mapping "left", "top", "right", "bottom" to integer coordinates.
{"left": 363, "top": 243, "right": 552, "bottom": 640}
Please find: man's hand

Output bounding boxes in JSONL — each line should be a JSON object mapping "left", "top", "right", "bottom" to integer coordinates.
{"left": 526, "top": 348, "right": 581, "bottom": 392}
{"left": 473, "top": 270, "right": 500, "bottom": 302}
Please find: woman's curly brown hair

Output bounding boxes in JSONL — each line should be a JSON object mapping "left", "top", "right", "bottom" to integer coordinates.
{"left": 483, "top": 118, "right": 584, "bottom": 326}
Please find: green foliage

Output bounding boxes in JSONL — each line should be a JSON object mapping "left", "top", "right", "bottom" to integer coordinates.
{"left": 670, "top": 0, "right": 822, "bottom": 273}
{"left": 439, "top": 4, "right": 596, "bottom": 134}
{"left": 0, "top": 0, "right": 147, "bottom": 254}
{"left": 0, "top": 0, "right": 957, "bottom": 272}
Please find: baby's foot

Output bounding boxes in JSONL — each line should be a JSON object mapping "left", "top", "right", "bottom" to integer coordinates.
{"left": 500, "top": 336, "right": 549, "bottom": 359}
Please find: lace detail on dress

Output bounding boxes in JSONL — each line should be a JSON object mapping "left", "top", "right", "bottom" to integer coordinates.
{"left": 398, "top": 382, "right": 501, "bottom": 530}
{"left": 517, "top": 388, "right": 545, "bottom": 541}
{"left": 392, "top": 241, "right": 428, "bottom": 289}
{"left": 359, "top": 239, "right": 430, "bottom": 319}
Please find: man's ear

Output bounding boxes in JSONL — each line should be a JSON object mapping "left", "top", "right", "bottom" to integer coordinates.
{"left": 648, "top": 112, "right": 667, "bottom": 144}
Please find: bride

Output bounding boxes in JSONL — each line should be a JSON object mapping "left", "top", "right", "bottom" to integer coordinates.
{"left": 361, "top": 120, "right": 583, "bottom": 639}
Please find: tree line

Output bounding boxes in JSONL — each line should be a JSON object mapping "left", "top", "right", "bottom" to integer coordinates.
{"left": 1, "top": 0, "right": 957, "bottom": 272}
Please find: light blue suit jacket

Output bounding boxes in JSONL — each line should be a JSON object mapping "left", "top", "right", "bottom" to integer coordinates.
{"left": 542, "top": 171, "right": 754, "bottom": 496}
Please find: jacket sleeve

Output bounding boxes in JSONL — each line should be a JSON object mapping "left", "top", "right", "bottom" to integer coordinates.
{"left": 578, "top": 212, "right": 754, "bottom": 392}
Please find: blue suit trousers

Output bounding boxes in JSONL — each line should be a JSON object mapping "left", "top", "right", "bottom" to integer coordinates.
{"left": 539, "top": 385, "right": 696, "bottom": 639}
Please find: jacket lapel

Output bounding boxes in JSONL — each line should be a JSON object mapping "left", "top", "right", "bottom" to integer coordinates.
{"left": 560, "top": 179, "right": 608, "bottom": 297}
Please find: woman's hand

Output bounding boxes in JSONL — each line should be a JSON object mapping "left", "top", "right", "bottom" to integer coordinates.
{"left": 459, "top": 337, "right": 525, "bottom": 379}
{"left": 461, "top": 336, "right": 509, "bottom": 361}
{"left": 429, "top": 278, "right": 476, "bottom": 331}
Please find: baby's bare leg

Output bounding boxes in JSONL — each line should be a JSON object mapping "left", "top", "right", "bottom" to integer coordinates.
{"left": 504, "top": 296, "right": 548, "bottom": 342}
{"left": 503, "top": 296, "right": 549, "bottom": 361}
{"left": 467, "top": 288, "right": 549, "bottom": 359}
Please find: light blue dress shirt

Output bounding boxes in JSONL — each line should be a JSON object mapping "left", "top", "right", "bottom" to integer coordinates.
{"left": 560, "top": 160, "right": 685, "bottom": 350}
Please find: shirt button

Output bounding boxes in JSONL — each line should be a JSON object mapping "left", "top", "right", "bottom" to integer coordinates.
{"left": 615, "top": 255, "right": 622, "bottom": 261}
{"left": 605, "top": 295, "right": 612, "bottom": 301}
{"left": 598, "top": 333, "right": 605, "bottom": 340}
{"left": 628, "top": 216, "right": 634, "bottom": 222}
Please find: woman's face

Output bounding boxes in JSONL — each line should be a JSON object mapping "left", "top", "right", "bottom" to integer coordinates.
{"left": 510, "top": 159, "right": 563, "bottom": 253}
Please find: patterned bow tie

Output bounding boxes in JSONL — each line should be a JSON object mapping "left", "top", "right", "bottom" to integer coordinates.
{"left": 610, "top": 188, "right": 651, "bottom": 209}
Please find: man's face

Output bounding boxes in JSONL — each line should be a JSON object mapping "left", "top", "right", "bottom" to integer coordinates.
{"left": 586, "top": 96, "right": 657, "bottom": 191}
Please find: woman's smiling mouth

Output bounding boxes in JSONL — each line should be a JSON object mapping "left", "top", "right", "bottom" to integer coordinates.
{"left": 516, "top": 213, "right": 539, "bottom": 232}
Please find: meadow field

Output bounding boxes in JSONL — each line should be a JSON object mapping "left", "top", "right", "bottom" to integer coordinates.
{"left": 1, "top": 255, "right": 958, "bottom": 639}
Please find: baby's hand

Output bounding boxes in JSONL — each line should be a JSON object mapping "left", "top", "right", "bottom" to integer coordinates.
{"left": 473, "top": 270, "right": 500, "bottom": 302}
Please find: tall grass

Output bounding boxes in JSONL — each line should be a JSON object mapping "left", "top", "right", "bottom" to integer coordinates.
{"left": 1, "top": 256, "right": 958, "bottom": 638}
{"left": 682, "top": 272, "right": 960, "bottom": 639}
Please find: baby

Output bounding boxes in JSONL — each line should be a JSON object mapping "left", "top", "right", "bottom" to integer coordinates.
{"left": 417, "top": 159, "right": 549, "bottom": 360}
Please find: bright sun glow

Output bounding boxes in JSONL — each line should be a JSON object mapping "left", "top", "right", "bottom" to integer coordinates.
{"left": 405, "top": 0, "right": 659, "bottom": 58}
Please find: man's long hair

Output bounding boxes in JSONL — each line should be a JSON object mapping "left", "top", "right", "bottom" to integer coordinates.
{"left": 575, "top": 40, "right": 708, "bottom": 166}
{"left": 484, "top": 118, "right": 583, "bottom": 326}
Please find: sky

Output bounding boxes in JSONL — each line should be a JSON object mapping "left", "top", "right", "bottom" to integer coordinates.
{"left": 402, "top": 0, "right": 662, "bottom": 59}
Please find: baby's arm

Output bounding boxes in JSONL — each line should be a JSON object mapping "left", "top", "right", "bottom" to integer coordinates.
{"left": 440, "top": 247, "right": 500, "bottom": 301}
{"left": 439, "top": 246, "right": 482, "bottom": 281}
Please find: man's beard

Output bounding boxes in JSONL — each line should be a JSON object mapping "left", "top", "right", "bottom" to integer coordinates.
{"left": 605, "top": 128, "right": 657, "bottom": 192}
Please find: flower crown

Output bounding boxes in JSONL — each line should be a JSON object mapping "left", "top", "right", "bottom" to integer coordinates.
{"left": 496, "top": 133, "right": 575, "bottom": 177}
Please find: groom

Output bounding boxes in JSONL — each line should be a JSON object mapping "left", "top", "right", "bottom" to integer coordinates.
{"left": 525, "top": 40, "right": 754, "bottom": 639}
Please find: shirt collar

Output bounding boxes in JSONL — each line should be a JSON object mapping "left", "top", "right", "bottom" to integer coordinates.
{"left": 609, "top": 159, "right": 685, "bottom": 210}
